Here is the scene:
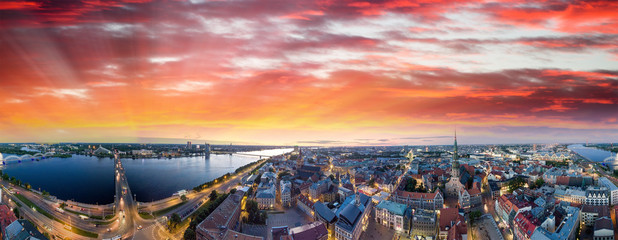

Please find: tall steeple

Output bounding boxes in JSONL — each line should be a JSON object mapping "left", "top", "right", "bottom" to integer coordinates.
{"left": 453, "top": 129, "right": 459, "bottom": 161}
{"left": 452, "top": 128, "right": 460, "bottom": 178}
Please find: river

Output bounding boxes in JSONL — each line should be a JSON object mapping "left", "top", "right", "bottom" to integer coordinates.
{"left": 0, "top": 148, "right": 292, "bottom": 204}
{"left": 568, "top": 144, "right": 618, "bottom": 168}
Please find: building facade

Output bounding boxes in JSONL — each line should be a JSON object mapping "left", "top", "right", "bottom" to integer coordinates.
{"left": 598, "top": 177, "right": 618, "bottom": 205}
{"left": 392, "top": 189, "right": 443, "bottom": 210}
{"left": 374, "top": 200, "right": 411, "bottom": 233}
{"left": 411, "top": 209, "right": 437, "bottom": 239}
{"left": 334, "top": 194, "right": 372, "bottom": 240}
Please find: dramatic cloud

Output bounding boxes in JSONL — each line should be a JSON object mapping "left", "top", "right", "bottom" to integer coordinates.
{"left": 0, "top": 0, "right": 616, "bottom": 145}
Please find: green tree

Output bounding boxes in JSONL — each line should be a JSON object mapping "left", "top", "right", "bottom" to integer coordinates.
{"left": 535, "top": 178, "right": 545, "bottom": 187}
{"left": 245, "top": 200, "right": 267, "bottom": 224}
{"left": 530, "top": 178, "right": 545, "bottom": 189}
{"left": 180, "top": 195, "right": 187, "bottom": 202}
{"left": 60, "top": 202, "right": 67, "bottom": 209}
{"left": 209, "top": 190, "right": 218, "bottom": 201}
{"left": 24, "top": 183, "right": 31, "bottom": 190}
{"left": 405, "top": 178, "right": 417, "bottom": 192}
{"left": 507, "top": 177, "right": 525, "bottom": 193}
{"left": 2, "top": 173, "right": 9, "bottom": 180}
{"left": 183, "top": 228, "right": 196, "bottom": 240}
{"left": 13, "top": 208, "right": 19, "bottom": 219}
{"left": 469, "top": 210, "right": 482, "bottom": 225}
{"left": 169, "top": 213, "right": 181, "bottom": 230}
{"left": 254, "top": 174, "right": 262, "bottom": 185}
{"left": 230, "top": 188, "right": 237, "bottom": 194}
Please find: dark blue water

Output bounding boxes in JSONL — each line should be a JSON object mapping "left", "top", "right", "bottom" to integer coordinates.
{"left": 0, "top": 149, "right": 292, "bottom": 204}
{"left": 122, "top": 154, "right": 259, "bottom": 202}
{"left": 1, "top": 155, "right": 115, "bottom": 204}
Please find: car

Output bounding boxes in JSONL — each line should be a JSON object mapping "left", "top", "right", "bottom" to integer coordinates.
{"left": 107, "top": 228, "right": 111, "bottom": 232}
{"left": 137, "top": 225, "right": 142, "bottom": 230}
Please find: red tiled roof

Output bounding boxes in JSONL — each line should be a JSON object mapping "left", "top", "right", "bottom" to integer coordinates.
{"left": 439, "top": 208, "right": 462, "bottom": 231}
{"left": 298, "top": 194, "right": 314, "bottom": 209}
{"left": 514, "top": 212, "right": 538, "bottom": 239}
{"left": 0, "top": 204, "right": 17, "bottom": 230}
{"left": 556, "top": 176, "right": 570, "bottom": 186}
{"left": 396, "top": 189, "right": 441, "bottom": 199}
{"left": 468, "top": 188, "right": 481, "bottom": 196}
{"left": 197, "top": 191, "right": 245, "bottom": 239}
{"left": 447, "top": 219, "right": 467, "bottom": 240}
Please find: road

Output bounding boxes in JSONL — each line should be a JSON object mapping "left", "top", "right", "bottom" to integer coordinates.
{"left": 104, "top": 155, "right": 155, "bottom": 239}
{"left": 140, "top": 159, "right": 264, "bottom": 221}
{"left": 0, "top": 156, "right": 268, "bottom": 240}
{"left": 1, "top": 185, "right": 90, "bottom": 239}
{"left": 132, "top": 159, "right": 267, "bottom": 240}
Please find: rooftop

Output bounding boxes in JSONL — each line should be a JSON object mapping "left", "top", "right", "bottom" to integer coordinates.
{"left": 314, "top": 201, "right": 337, "bottom": 223}
{"left": 289, "top": 221, "right": 328, "bottom": 240}
{"left": 598, "top": 177, "right": 618, "bottom": 191}
{"left": 375, "top": 200, "right": 408, "bottom": 216}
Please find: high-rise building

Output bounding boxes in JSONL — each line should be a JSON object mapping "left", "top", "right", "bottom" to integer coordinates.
{"left": 187, "top": 141, "right": 192, "bottom": 149}
{"left": 204, "top": 143, "right": 211, "bottom": 156}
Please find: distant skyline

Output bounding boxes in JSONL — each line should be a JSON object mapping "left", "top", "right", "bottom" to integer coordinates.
{"left": 1, "top": 0, "right": 617, "bottom": 145}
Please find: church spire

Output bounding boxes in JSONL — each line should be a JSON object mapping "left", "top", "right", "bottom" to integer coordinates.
{"left": 452, "top": 128, "right": 460, "bottom": 178}
{"left": 454, "top": 128, "right": 458, "bottom": 161}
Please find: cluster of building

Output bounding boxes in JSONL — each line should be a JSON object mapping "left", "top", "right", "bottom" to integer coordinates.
{"left": 0, "top": 204, "right": 48, "bottom": 240}
{"left": 194, "top": 138, "right": 618, "bottom": 240}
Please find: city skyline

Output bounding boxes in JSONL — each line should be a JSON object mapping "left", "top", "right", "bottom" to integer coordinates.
{"left": 1, "top": 0, "right": 617, "bottom": 145}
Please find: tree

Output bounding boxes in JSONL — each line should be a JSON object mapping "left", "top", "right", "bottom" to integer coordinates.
{"left": 535, "top": 178, "right": 545, "bottom": 188}
{"left": 469, "top": 210, "right": 482, "bottom": 225}
{"left": 13, "top": 208, "right": 19, "bottom": 219}
{"left": 2, "top": 173, "right": 8, "bottom": 180}
{"left": 60, "top": 202, "right": 67, "bottom": 209}
{"left": 24, "top": 183, "right": 31, "bottom": 190}
{"left": 254, "top": 174, "right": 262, "bottom": 185}
{"left": 230, "top": 188, "right": 237, "bottom": 194}
{"left": 507, "top": 177, "right": 525, "bottom": 193}
{"left": 404, "top": 178, "right": 417, "bottom": 192}
{"left": 42, "top": 190, "right": 49, "bottom": 197}
{"left": 245, "top": 200, "right": 267, "bottom": 224}
{"left": 209, "top": 190, "right": 218, "bottom": 201}
{"left": 180, "top": 195, "right": 187, "bottom": 202}
{"left": 169, "top": 213, "right": 181, "bottom": 230}
{"left": 183, "top": 228, "right": 196, "bottom": 240}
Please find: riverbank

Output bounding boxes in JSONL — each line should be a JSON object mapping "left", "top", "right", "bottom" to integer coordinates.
{"left": 1, "top": 148, "right": 291, "bottom": 205}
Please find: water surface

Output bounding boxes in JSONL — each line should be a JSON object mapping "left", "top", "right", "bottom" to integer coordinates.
{"left": 1, "top": 148, "right": 292, "bottom": 204}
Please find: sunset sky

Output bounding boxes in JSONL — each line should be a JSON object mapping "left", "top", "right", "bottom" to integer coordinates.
{"left": 1, "top": 0, "right": 617, "bottom": 145}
